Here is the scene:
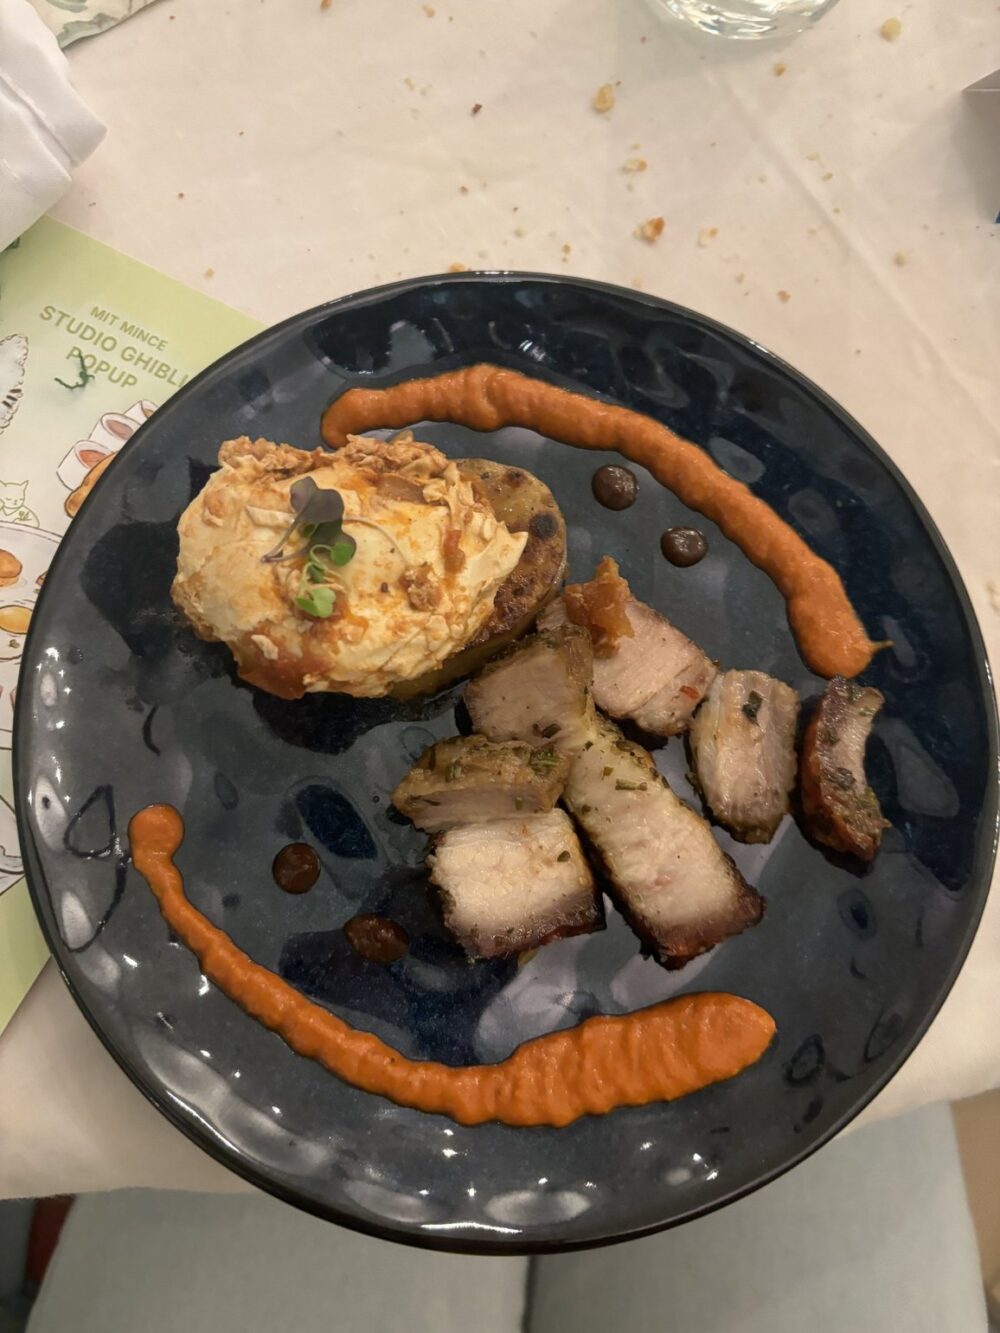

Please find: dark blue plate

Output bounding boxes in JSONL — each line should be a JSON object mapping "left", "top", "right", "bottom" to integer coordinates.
{"left": 15, "top": 274, "right": 997, "bottom": 1253}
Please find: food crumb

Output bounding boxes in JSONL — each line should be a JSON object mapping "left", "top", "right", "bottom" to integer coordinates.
{"left": 636, "top": 216, "right": 665, "bottom": 243}
{"left": 562, "top": 242, "right": 572, "bottom": 255}
{"left": 806, "top": 150, "right": 821, "bottom": 161}
{"left": 593, "top": 82, "right": 615, "bottom": 113}
{"left": 320, "top": 0, "right": 331, "bottom": 8}
{"left": 471, "top": 102, "right": 482, "bottom": 115}
{"left": 880, "top": 16, "right": 901, "bottom": 39}
{"left": 893, "top": 250, "right": 907, "bottom": 266}
{"left": 822, "top": 171, "right": 834, "bottom": 181}
{"left": 833, "top": 206, "right": 842, "bottom": 214}
{"left": 204, "top": 267, "right": 215, "bottom": 278}
{"left": 448, "top": 262, "right": 469, "bottom": 272}
{"left": 777, "top": 289, "right": 791, "bottom": 303}
{"left": 631, "top": 277, "right": 644, "bottom": 290}
{"left": 735, "top": 272, "right": 745, "bottom": 283}
{"left": 697, "top": 226, "right": 718, "bottom": 247}
{"left": 177, "top": 191, "right": 185, "bottom": 199}
{"left": 623, "top": 157, "right": 647, "bottom": 173}
{"left": 403, "top": 76, "right": 415, "bottom": 90}
{"left": 773, "top": 61, "right": 787, "bottom": 76}
{"left": 513, "top": 226, "right": 527, "bottom": 238}
{"left": 422, "top": 2, "right": 435, "bottom": 13}
{"left": 459, "top": 184, "right": 468, "bottom": 194}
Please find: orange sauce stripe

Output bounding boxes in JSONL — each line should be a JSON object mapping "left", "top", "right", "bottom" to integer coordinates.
{"left": 129, "top": 804, "right": 776, "bottom": 1127}
{"left": 321, "top": 364, "right": 880, "bottom": 679}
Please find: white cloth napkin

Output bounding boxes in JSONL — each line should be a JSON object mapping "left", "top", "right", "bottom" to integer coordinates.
{"left": 0, "top": 0, "right": 105, "bottom": 251}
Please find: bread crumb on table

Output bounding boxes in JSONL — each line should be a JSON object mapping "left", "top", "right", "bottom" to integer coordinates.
{"left": 806, "top": 150, "right": 821, "bottom": 162}
{"left": 471, "top": 102, "right": 482, "bottom": 115}
{"left": 204, "top": 267, "right": 215, "bottom": 278}
{"left": 893, "top": 251, "right": 907, "bottom": 266}
{"left": 422, "top": 2, "right": 435, "bottom": 13}
{"left": 320, "top": 0, "right": 332, "bottom": 8}
{"left": 636, "top": 216, "right": 665, "bottom": 243}
{"left": 773, "top": 62, "right": 787, "bottom": 76}
{"left": 697, "top": 226, "right": 718, "bottom": 247}
{"left": 593, "top": 83, "right": 615, "bottom": 113}
{"left": 623, "top": 157, "right": 647, "bottom": 173}
{"left": 735, "top": 272, "right": 745, "bottom": 283}
{"left": 777, "top": 289, "right": 791, "bottom": 303}
{"left": 880, "top": 17, "right": 901, "bottom": 39}
{"left": 448, "top": 262, "right": 469, "bottom": 272}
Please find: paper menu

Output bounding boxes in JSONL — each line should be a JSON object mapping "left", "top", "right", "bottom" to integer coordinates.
{"left": 0, "top": 217, "right": 262, "bottom": 1035}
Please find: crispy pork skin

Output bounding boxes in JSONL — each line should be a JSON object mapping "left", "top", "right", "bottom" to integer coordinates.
{"left": 427, "top": 811, "right": 603, "bottom": 959}
{"left": 539, "top": 589, "right": 716, "bottom": 736}
{"left": 392, "top": 735, "right": 569, "bottom": 833}
{"left": 799, "top": 677, "right": 888, "bottom": 861}
{"left": 464, "top": 625, "right": 596, "bottom": 756}
{"left": 564, "top": 716, "right": 764, "bottom": 969}
{"left": 689, "top": 670, "right": 800, "bottom": 844}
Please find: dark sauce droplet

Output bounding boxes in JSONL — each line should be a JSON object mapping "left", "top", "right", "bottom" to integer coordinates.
{"left": 344, "top": 914, "right": 410, "bottom": 965}
{"left": 272, "top": 843, "right": 321, "bottom": 895}
{"left": 591, "top": 465, "right": 638, "bottom": 511}
{"left": 660, "top": 526, "right": 707, "bottom": 567}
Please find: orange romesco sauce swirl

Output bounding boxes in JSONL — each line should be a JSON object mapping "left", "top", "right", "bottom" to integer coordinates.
{"left": 321, "top": 364, "right": 880, "bottom": 679}
{"left": 129, "top": 805, "right": 776, "bottom": 1128}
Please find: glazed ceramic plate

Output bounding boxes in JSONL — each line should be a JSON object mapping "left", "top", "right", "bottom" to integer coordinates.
{"left": 16, "top": 275, "right": 998, "bottom": 1253}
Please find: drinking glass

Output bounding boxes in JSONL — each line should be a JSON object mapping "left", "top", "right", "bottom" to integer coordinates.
{"left": 647, "top": 0, "right": 841, "bottom": 40}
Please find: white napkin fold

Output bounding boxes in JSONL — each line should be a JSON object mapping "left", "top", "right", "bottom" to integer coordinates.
{"left": 0, "top": 0, "right": 105, "bottom": 250}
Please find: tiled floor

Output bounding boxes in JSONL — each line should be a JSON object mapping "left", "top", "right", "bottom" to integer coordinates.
{"left": 953, "top": 1090, "right": 1000, "bottom": 1323}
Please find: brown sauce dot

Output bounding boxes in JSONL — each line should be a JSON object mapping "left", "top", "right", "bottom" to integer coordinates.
{"left": 591, "top": 465, "right": 638, "bottom": 511}
{"left": 344, "top": 914, "right": 410, "bottom": 965}
{"left": 660, "top": 526, "right": 707, "bottom": 567}
{"left": 272, "top": 843, "right": 320, "bottom": 894}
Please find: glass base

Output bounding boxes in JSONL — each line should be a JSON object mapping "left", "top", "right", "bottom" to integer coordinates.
{"left": 647, "top": 0, "right": 840, "bottom": 40}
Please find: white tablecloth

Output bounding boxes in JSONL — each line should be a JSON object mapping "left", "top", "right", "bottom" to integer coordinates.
{"left": 1, "top": 0, "right": 998, "bottom": 1199}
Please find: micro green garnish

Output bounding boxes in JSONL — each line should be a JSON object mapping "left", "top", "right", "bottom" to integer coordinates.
{"left": 294, "top": 585, "right": 336, "bottom": 618}
{"left": 262, "top": 477, "right": 346, "bottom": 563}
{"left": 54, "top": 348, "right": 93, "bottom": 391}
{"left": 261, "top": 477, "right": 357, "bottom": 619}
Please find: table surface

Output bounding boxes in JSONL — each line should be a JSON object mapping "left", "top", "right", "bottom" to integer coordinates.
{"left": 1, "top": 0, "right": 998, "bottom": 1199}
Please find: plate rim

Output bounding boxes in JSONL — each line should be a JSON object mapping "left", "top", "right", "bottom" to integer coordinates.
{"left": 13, "top": 269, "right": 999, "bottom": 1254}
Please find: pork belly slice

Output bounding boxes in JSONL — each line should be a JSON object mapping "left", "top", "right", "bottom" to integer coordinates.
{"left": 464, "top": 624, "right": 596, "bottom": 757}
{"left": 689, "top": 670, "right": 800, "bottom": 844}
{"left": 539, "top": 579, "right": 716, "bottom": 737}
{"left": 564, "top": 716, "right": 764, "bottom": 969}
{"left": 392, "top": 735, "right": 570, "bottom": 833}
{"left": 427, "top": 811, "right": 603, "bottom": 960}
{"left": 799, "top": 677, "right": 888, "bottom": 862}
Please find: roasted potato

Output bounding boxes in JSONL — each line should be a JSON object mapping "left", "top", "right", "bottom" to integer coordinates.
{"left": 389, "top": 458, "right": 567, "bottom": 698}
